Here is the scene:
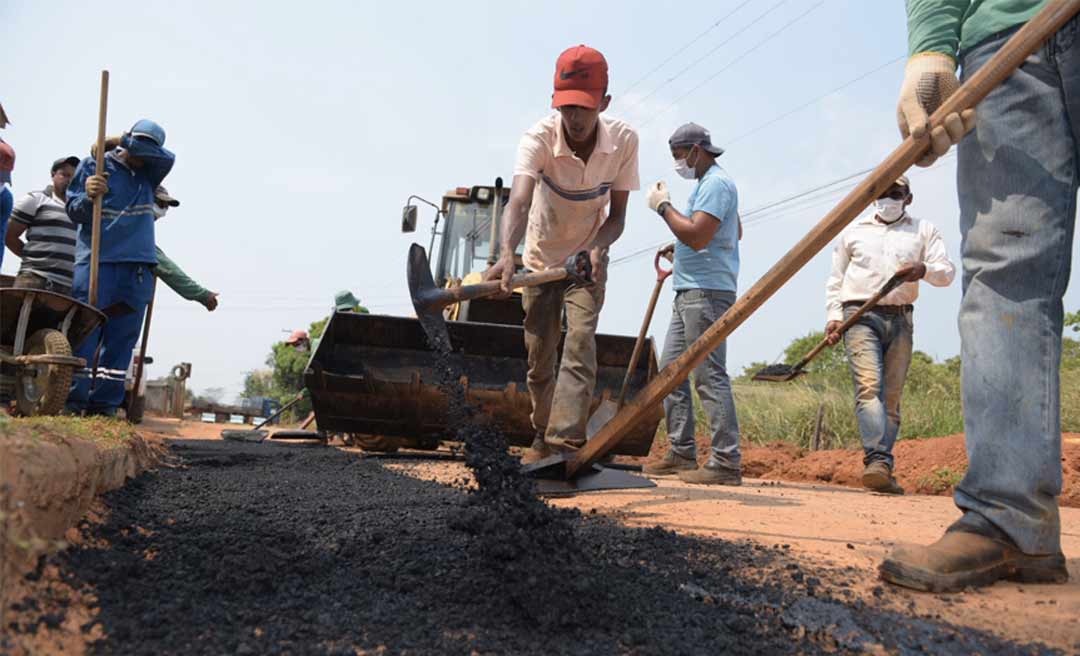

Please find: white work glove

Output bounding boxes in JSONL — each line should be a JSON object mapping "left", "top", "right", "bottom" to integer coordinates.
{"left": 647, "top": 181, "right": 672, "bottom": 215}
{"left": 897, "top": 53, "right": 976, "bottom": 167}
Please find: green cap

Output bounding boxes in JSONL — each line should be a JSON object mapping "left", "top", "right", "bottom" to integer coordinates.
{"left": 334, "top": 290, "right": 361, "bottom": 312}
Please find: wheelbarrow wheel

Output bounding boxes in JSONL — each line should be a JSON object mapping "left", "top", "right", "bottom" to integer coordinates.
{"left": 16, "top": 329, "right": 74, "bottom": 417}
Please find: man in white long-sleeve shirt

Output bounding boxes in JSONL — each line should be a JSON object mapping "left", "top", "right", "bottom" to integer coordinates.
{"left": 825, "top": 175, "right": 955, "bottom": 494}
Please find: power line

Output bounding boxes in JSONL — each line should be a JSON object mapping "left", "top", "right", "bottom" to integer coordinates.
{"left": 724, "top": 55, "right": 905, "bottom": 146}
{"left": 619, "top": 0, "right": 759, "bottom": 99}
{"left": 623, "top": 0, "right": 792, "bottom": 115}
{"left": 641, "top": 1, "right": 825, "bottom": 127}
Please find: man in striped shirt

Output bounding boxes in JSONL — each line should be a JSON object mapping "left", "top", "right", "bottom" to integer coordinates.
{"left": 5, "top": 156, "right": 80, "bottom": 294}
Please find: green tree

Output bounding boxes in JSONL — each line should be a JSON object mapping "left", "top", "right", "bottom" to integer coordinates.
{"left": 1066, "top": 310, "right": 1080, "bottom": 333}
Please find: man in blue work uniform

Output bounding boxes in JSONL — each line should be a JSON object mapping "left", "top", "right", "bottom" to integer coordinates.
{"left": 65, "top": 119, "right": 175, "bottom": 416}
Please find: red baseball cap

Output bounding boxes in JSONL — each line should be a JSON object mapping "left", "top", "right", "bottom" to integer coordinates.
{"left": 552, "top": 45, "right": 609, "bottom": 110}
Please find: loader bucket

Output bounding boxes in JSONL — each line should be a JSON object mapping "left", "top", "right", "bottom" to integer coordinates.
{"left": 304, "top": 311, "right": 663, "bottom": 455}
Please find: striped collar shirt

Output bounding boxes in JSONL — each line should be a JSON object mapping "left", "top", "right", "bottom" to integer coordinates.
{"left": 514, "top": 114, "right": 639, "bottom": 272}
{"left": 11, "top": 188, "right": 77, "bottom": 287}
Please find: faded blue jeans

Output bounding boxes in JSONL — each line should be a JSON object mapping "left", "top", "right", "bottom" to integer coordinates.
{"left": 660, "top": 289, "right": 741, "bottom": 470}
{"left": 954, "top": 18, "right": 1079, "bottom": 555}
{"left": 843, "top": 306, "right": 913, "bottom": 469}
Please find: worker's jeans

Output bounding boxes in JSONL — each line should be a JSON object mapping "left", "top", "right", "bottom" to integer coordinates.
{"left": 661, "top": 289, "right": 741, "bottom": 470}
{"left": 522, "top": 280, "right": 604, "bottom": 442}
{"left": 842, "top": 307, "right": 913, "bottom": 469}
{"left": 69, "top": 262, "right": 154, "bottom": 414}
{"left": 953, "top": 18, "right": 1079, "bottom": 555}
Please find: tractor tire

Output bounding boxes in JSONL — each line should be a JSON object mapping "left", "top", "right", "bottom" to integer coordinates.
{"left": 16, "top": 329, "right": 74, "bottom": 417}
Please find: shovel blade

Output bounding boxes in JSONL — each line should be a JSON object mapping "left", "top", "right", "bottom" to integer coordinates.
{"left": 407, "top": 244, "right": 452, "bottom": 353}
{"left": 533, "top": 465, "right": 656, "bottom": 496}
{"left": 220, "top": 429, "right": 268, "bottom": 442}
{"left": 751, "top": 365, "right": 803, "bottom": 383}
{"left": 585, "top": 400, "right": 619, "bottom": 440}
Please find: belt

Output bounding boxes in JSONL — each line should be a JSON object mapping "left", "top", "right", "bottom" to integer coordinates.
{"left": 843, "top": 301, "right": 912, "bottom": 315}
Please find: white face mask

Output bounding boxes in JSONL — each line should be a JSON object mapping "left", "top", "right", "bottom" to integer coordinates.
{"left": 673, "top": 146, "right": 699, "bottom": 179}
{"left": 874, "top": 197, "right": 906, "bottom": 223}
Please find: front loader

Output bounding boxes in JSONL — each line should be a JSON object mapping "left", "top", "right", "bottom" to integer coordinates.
{"left": 304, "top": 179, "right": 663, "bottom": 455}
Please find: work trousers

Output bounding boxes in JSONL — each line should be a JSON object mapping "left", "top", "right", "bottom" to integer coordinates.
{"left": 842, "top": 306, "right": 914, "bottom": 470}
{"left": 952, "top": 18, "right": 1080, "bottom": 555}
{"left": 69, "top": 262, "right": 154, "bottom": 414}
{"left": 522, "top": 279, "right": 605, "bottom": 443}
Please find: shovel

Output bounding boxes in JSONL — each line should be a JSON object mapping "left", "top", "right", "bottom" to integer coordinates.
{"left": 525, "top": 0, "right": 1080, "bottom": 487}
{"left": 585, "top": 247, "right": 673, "bottom": 438}
{"left": 407, "top": 242, "right": 591, "bottom": 352}
{"left": 221, "top": 391, "right": 306, "bottom": 442}
{"left": 752, "top": 271, "right": 908, "bottom": 382}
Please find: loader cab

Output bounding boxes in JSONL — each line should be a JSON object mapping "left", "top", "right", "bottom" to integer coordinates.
{"left": 402, "top": 181, "right": 525, "bottom": 325}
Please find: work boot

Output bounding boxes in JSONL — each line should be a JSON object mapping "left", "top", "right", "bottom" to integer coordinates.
{"left": 862, "top": 461, "right": 904, "bottom": 495}
{"left": 678, "top": 462, "right": 742, "bottom": 486}
{"left": 880, "top": 517, "right": 1069, "bottom": 593}
{"left": 643, "top": 451, "right": 698, "bottom": 477}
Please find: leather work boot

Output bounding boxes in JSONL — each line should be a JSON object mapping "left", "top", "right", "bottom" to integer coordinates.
{"left": 678, "top": 463, "right": 742, "bottom": 486}
{"left": 880, "top": 521, "right": 1069, "bottom": 593}
{"left": 643, "top": 451, "right": 698, "bottom": 477}
{"left": 862, "top": 461, "right": 904, "bottom": 495}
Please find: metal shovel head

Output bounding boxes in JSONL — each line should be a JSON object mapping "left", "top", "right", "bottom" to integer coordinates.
{"left": 221, "top": 429, "right": 268, "bottom": 442}
{"left": 751, "top": 364, "right": 805, "bottom": 383}
{"left": 269, "top": 430, "right": 323, "bottom": 440}
{"left": 407, "top": 243, "right": 451, "bottom": 353}
{"left": 523, "top": 452, "right": 656, "bottom": 496}
{"left": 585, "top": 399, "right": 618, "bottom": 440}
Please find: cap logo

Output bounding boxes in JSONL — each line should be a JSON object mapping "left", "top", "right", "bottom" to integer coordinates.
{"left": 560, "top": 67, "right": 589, "bottom": 81}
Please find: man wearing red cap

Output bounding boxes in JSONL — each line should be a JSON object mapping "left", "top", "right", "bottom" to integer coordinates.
{"left": 484, "top": 45, "right": 640, "bottom": 463}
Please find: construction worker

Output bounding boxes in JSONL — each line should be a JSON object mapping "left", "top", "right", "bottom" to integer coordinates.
{"left": 484, "top": 45, "right": 639, "bottom": 463}
{"left": 334, "top": 290, "right": 369, "bottom": 314}
{"left": 824, "top": 176, "right": 955, "bottom": 495}
{"left": 65, "top": 119, "right": 175, "bottom": 416}
{"left": 285, "top": 330, "right": 310, "bottom": 352}
{"left": 880, "top": 1, "right": 1075, "bottom": 592}
{"left": 643, "top": 123, "right": 744, "bottom": 486}
{"left": 5, "top": 156, "right": 81, "bottom": 294}
{"left": 151, "top": 187, "right": 219, "bottom": 311}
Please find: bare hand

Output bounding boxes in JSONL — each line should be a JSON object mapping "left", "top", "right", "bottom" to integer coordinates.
{"left": 204, "top": 292, "right": 219, "bottom": 311}
{"left": 86, "top": 173, "right": 109, "bottom": 199}
{"left": 657, "top": 243, "right": 675, "bottom": 263}
{"left": 90, "top": 135, "right": 123, "bottom": 159}
{"left": 895, "top": 263, "right": 927, "bottom": 282}
{"left": 482, "top": 252, "right": 516, "bottom": 297}
{"left": 825, "top": 321, "right": 843, "bottom": 346}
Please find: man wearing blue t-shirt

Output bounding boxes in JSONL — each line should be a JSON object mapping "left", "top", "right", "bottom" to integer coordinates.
{"left": 643, "top": 122, "right": 743, "bottom": 485}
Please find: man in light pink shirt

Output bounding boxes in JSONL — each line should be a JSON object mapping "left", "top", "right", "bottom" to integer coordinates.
{"left": 485, "top": 44, "right": 640, "bottom": 464}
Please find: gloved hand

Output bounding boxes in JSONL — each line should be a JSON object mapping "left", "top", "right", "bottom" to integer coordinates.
{"left": 646, "top": 181, "right": 671, "bottom": 214}
{"left": 85, "top": 173, "right": 109, "bottom": 199}
{"left": 657, "top": 242, "right": 675, "bottom": 263}
{"left": 897, "top": 53, "right": 976, "bottom": 167}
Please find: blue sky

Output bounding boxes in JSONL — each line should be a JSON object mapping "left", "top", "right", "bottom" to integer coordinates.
{"left": 5, "top": 0, "right": 1079, "bottom": 400}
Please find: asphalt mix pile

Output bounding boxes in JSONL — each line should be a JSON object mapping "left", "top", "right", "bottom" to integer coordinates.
{"left": 2, "top": 350, "right": 1060, "bottom": 653}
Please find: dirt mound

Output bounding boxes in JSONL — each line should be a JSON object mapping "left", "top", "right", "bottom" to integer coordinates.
{"left": 742, "top": 441, "right": 805, "bottom": 478}
{"left": 762, "top": 434, "right": 1080, "bottom": 506}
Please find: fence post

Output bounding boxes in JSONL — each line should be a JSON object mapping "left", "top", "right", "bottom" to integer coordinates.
{"left": 812, "top": 402, "right": 825, "bottom": 451}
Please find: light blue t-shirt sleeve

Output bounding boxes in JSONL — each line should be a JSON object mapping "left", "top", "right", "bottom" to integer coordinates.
{"left": 691, "top": 176, "right": 735, "bottom": 224}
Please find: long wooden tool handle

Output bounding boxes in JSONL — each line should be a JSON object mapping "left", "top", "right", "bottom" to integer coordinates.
{"left": 89, "top": 70, "right": 109, "bottom": 307}
{"left": 795, "top": 272, "right": 907, "bottom": 369}
{"left": 439, "top": 267, "right": 569, "bottom": 304}
{"left": 128, "top": 279, "right": 156, "bottom": 417}
{"left": 567, "top": 0, "right": 1080, "bottom": 478}
{"left": 616, "top": 275, "right": 666, "bottom": 408}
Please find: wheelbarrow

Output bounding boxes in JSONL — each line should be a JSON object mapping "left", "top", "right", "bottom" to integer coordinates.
{"left": 0, "top": 285, "right": 106, "bottom": 416}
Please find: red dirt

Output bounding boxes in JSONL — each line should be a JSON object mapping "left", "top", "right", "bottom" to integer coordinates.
{"left": 644, "top": 433, "right": 1080, "bottom": 507}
